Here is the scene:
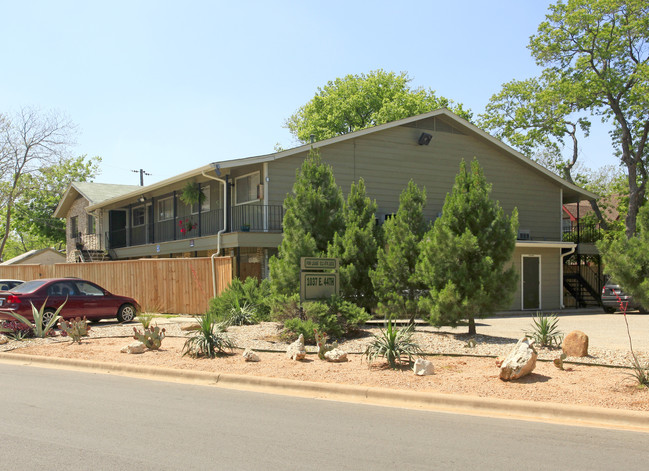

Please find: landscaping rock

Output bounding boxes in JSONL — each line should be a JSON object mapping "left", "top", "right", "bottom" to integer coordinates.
{"left": 181, "top": 323, "right": 201, "bottom": 332}
{"left": 242, "top": 348, "right": 260, "bottom": 362}
{"left": 120, "top": 341, "right": 146, "bottom": 354}
{"left": 499, "top": 337, "right": 537, "bottom": 381}
{"left": 286, "top": 334, "right": 306, "bottom": 361}
{"left": 562, "top": 330, "right": 589, "bottom": 357}
{"left": 413, "top": 358, "right": 434, "bottom": 376}
{"left": 324, "top": 348, "right": 348, "bottom": 362}
{"left": 0, "top": 334, "right": 8, "bottom": 345}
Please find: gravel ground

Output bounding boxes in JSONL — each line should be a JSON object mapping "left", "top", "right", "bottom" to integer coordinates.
{"left": 2, "top": 320, "right": 647, "bottom": 367}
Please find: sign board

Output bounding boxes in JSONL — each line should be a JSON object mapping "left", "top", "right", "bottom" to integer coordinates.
{"left": 300, "top": 256, "right": 339, "bottom": 301}
{"left": 301, "top": 257, "right": 338, "bottom": 270}
{"left": 300, "top": 272, "right": 339, "bottom": 301}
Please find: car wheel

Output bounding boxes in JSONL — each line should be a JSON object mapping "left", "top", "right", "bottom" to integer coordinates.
{"left": 603, "top": 306, "right": 616, "bottom": 314}
{"left": 117, "top": 304, "right": 136, "bottom": 323}
{"left": 42, "top": 309, "right": 58, "bottom": 328}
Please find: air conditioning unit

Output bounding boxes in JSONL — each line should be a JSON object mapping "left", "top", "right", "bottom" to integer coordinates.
{"left": 518, "top": 230, "right": 531, "bottom": 240}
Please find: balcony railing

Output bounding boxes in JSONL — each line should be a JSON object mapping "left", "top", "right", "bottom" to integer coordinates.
{"left": 562, "top": 223, "right": 602, "bottom": 243}
{"left": 106, "top": 205, "right": 284, "bottom": 249}
{"left": 75, "top": 233, "right": 103, "bottom": 251}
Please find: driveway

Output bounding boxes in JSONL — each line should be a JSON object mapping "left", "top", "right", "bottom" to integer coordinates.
{"left": 447, "top": 308, "right": 649, "bottom": 351}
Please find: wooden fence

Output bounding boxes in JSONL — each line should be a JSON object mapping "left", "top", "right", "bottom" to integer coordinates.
{"left": 0, "top": 257, "right": 233, "bottom": 315}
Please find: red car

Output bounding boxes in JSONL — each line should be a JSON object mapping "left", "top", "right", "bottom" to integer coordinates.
{"left": 0, "top": 278, "right": 140, "bottom": 325}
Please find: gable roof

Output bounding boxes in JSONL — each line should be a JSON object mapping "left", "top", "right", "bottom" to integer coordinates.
{"left": 0, "top": 248, "right": 65, "bottom": 265}
{"left": 85, "top": 108, "right": 597, "bottom": 211}
{"left": 54, "top": 182, "right": 142, "bottom": 217}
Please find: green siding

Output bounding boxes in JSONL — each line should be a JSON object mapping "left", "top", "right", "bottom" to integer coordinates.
{"left": 268, "top": 121, "right": 561, "bottom": 240}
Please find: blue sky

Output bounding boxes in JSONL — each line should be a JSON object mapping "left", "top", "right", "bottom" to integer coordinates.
{"left": 2, "top": 0, "right": 617, "bottom": 185}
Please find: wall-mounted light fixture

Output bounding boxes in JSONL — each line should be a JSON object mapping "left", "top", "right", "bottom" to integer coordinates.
{"left": 418, "top": 132, "right": 433, "bottom": 146}
{"left": 138, "top": 196, "right": 146, "bottom": 203}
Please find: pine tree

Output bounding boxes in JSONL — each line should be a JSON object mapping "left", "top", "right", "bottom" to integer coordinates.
{"left": 269, "top": 149, "right": 344, "bottom": 295}
{"left": 370, "top": 180, "right": 428, "bottom": 321}
{"left": 599, "top": 204, "right": 649, "bottom": 310}
{"left": 417, "top": 159, "right": 518, "bottom": 335}
{"left": 329, "top": 178, "right": 379, "bottom": 311}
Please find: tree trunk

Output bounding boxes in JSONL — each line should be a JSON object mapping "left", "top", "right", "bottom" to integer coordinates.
{"left": 468, "top": 317, "right": 476, "bottom": 336}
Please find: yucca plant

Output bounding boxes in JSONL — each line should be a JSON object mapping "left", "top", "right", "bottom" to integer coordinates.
{"left": 182, "top": 311, "right": 235, "bottom": 358}
{"left": 364, "top": 319, "right": 423, "bottom": 369}
{"left": 524, "top": 312, "right": 563, "bottom": 347}
{"left": 2, "top": 300, "right": 66, "bottom": 338}
{"left": 226, "top": 301, "right": 256, "bottom": 326}
{"left": 136, "top": 313, "right": 156, "bottom": 329}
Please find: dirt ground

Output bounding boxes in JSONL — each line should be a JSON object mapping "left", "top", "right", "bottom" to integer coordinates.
{"left": 8, "top": 335, "right": 649, "bottom": 413}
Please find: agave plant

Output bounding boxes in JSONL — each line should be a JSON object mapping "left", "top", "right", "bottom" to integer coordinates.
{"left": 182, "top": 311, "right": 235, "bottom": 358}
{"left": 524, "top": 312, "right": 563, "bottom": 348}
{"left": 364, "top": 319, "right": 423, "bottom": 369}
{"left": 2, "top": 299, "right": 66, "bottom": 338}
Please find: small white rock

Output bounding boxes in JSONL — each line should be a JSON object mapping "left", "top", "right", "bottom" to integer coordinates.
{"left": 242, "top": 348, "right": 260, "bottom": 362}
{"left": 324, "top": 348, "right": 348, "bottom": 362}
{"left": 413, "top": 358, "right": 434, "bottom": 376}
{"left": 120, "top": 341, "right": 146, "bottom": 354}
{"left": 0, "top": 334, "right": 8, "bottom": 345}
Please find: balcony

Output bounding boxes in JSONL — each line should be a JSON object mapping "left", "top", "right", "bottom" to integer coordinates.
{"left": 106, "top": 205, "right": 284, "bottom": 249}
{"left": 562, "top": 223, "right": 602, "bottom": 244}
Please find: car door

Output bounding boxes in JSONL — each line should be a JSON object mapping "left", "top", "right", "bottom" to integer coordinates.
{"left": 45, "top": 281, "right": 78, "bottom": 318}
{"left": 73, "top": 280, "right": 107, "bottom": 319}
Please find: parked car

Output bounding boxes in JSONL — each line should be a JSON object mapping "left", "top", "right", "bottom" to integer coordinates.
{"left": 0, "top": 279, "right": 25, "bottom": 291}
{"left": 601, "top": 281, "right": 648, "bottom": 313}
{"left": 0, "top": 278, "right": 140, "bottom": 324}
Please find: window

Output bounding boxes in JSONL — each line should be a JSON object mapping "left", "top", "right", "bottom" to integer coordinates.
{"left": 235, "top": 172, "right": 260, "bottom": 205}
{"left": 70, "top": 216, "right": 78, "bottom": 237}
{"left": 132, "top": 206, "right": 146, "bottom": 226}
{"left": 87, "top": 214, "right": 96, "bottom": 234}
{"left": 191, "top": 185, "right": 210, "bottom": 214}
{"left": 76, "top": 281, "right": 104, "bottom": 296}
{"left": 158, "top": 197, "right": 173, "bottom": 221}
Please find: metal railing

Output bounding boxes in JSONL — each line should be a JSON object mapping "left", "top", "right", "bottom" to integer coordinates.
{"left": 106, "top": 205, "right": 284, "bottom": 249}
{"left": 75, "top": 233, "right": 103, "bottom": 251}
{"left": 562, "top": 223, "right": 602, "bottom": 243}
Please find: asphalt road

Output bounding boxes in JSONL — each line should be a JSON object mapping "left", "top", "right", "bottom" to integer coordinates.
{"left": 0, "top": 363, "right": 647, "bottom": 470}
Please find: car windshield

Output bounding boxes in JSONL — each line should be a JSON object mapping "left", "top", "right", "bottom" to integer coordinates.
{"left": 10, "top": 280, "right": 48, "bottom": 293}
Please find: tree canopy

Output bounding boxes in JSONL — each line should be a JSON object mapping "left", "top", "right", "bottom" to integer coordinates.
{"left": 370, "top": 180, "right": 428, "bottom": 321}
{"left": 328, "top": 178, "right": 380, "bottom": 311}
{"left": 285, "top": 70, "right": 473, "bottom": 143}
{"left": 0, "top": 108, "right": 78, "bottom": 260}
{"left": 599, "top": 203, "right": 649, "bottom": 309}
{"left": 528, "top": 0, "right": 649, "bottom": 237}
{"left": 417, "top": 159, "right": 519, "bottom": 335}
{"left": 269, "top": 149, "right": 343, "bottom": 295}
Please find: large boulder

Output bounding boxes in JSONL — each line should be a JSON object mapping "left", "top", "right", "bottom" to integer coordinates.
{"left": 413, "top": 358, "right": 434, "bottom": 376}
{"left": 562, "top": 330, "right": 589, "bottom": 357}
{"left": 286, "top": 334, "right": 306, "bottom": 361}
{"left": 499, "top": 337, "right": 538, "bottom": 381}
{"left": 324, "top": 348, "right": 348, "bottom": 363}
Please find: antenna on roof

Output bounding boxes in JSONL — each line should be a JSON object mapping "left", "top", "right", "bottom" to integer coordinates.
{"left": 131, "top": 169, "right": 152, "bottom": 186}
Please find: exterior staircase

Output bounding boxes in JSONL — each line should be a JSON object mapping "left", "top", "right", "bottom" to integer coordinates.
{"left": 74, "top": 249, "right": 111, "bottom": 263}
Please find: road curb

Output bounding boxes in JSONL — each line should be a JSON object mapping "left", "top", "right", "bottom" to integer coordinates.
{"left": 1, "top": 351, "right": 647, "bottom": 432}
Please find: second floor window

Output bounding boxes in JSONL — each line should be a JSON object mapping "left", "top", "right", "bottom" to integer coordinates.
{"left": 87, "top": 214, "right": 96, "bottom": 234}
{"left": 191, "top": 186, "right": 210, "bottom": 214}
{"left": 235, "top": 172, "right": 260, "bottom": 205}
{"left": 70, "top": 216, "right": 78, "bottom": 236}
{"left": 158, "top": 197, "right": 173, "bottom": 221}
{"left": 132, "top": 206, "right": 145, "bottom": 227}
